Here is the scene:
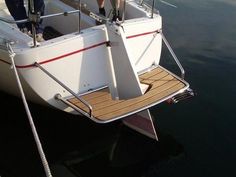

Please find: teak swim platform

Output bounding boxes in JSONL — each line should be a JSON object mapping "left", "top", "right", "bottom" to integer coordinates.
{"left": 66, "top": 66, "right": 188, "bottom": 122}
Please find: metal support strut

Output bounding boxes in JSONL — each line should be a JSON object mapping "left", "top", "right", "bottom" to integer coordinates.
{"left": 159, "top": 30, "right": 185, "bottom": 79}
{"left": 34, "top": 62, "right": 93, "bottom": 117}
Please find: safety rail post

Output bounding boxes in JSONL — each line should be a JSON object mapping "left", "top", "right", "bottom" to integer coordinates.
{"left": 76, "top": 0, "right": 81, "bottom": 33}
{"left": 151, "top": 0, "right": 155, "bottom": 18}
{"left": 28, "top": 0, "right": 40, "bottom": 47}
{"left": 34, "top": 62, "right": 93, "bottom": 117}
{"left": 139, "top": 0, "right": 155, "bottom": 18}
{"left": 122, "top": 0, "right": 126, "bottom": 23}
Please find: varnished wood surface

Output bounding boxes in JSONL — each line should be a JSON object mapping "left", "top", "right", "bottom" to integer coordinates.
{"left": 68, "top": 66, "right": 188, "bottom": 121}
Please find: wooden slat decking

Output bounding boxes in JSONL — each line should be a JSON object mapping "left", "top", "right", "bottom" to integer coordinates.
{"left": 67, "top": 66, "right": 188, "bottom": 121}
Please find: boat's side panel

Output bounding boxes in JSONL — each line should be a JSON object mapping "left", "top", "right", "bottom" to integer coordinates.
{"left": 0, "top": 49, "right": 19, "bottom": 95}
{"left": 0, "top": 20, "right": 42, "bottom": 102}
{"left": 123, "top": 16, "right": 162, "bottom": 72}
{"left": 0, "top": 27, "right": 110, "bottom": 109}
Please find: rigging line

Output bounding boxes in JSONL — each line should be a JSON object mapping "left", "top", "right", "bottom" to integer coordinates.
{"left": 160, "top": 0, "right": 177, "bottom": 8}
{"left": 7, "top": 43, "right": 53, "bottom": 177}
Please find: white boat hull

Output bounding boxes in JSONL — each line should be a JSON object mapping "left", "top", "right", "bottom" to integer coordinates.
{"left": 0, "top": 0, "right": 195, "bottom": 141}
{"left": 0, "top": 0, "right": 162, "bottom": 112}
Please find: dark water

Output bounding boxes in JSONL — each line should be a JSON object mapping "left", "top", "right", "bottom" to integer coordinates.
{"left": 1, "top": 0, "right": 236, "bottom": 177}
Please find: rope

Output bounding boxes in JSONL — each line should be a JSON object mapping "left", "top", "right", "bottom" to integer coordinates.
{"left": 7, "top": 43, "right": 53, "bottom": 177}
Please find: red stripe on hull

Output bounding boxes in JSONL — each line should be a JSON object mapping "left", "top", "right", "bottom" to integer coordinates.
{"left": 0, "top": 29, "right": 159, "bottom": 68}
{"left": 16, "top": 41, "right": 108, "bottom": 68}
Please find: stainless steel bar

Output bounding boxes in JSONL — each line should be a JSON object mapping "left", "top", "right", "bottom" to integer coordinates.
{"left": 160, "top": 30, "right": 185, "bottom": 79}
{"left": 0, "top": 10, "right": 81, "bottom": 24}
{"left": 151, "top": 0, "right": 155, "bottom": 18}
{"left": 55, "top": 94, "right": 91, "bottom": 118}
{"left": 34, "top": 62, "right": 93, "bottom": 117}
{"left": 122, "top": 0, "right": 126, "bottom": 22}
{"left": 31, "top": 23, "right": 37, "bottom": 47}
{"left": 78, "top": 0, "right": 81, "bottom": 33}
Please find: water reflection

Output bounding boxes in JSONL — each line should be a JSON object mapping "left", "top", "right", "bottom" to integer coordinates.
{"left": 0, "top": 90, "right": 186, "bottom": 177}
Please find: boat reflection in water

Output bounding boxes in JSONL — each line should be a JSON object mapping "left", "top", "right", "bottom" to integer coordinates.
{"left": 1, "top": 91, "right": 185, "bottom": 177}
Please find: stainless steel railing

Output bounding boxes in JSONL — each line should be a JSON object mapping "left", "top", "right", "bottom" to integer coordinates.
{"left": 159, "top": 30, "right": 185, "bottom": 79}
{"left": 34, "top": 62, "right": 93, "bottom": 117}
{"left": 140, "top": 0, "right": 156, "bottom": 18}
{"left": 0, "top": 9, "right": 81, "bottom": 47}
